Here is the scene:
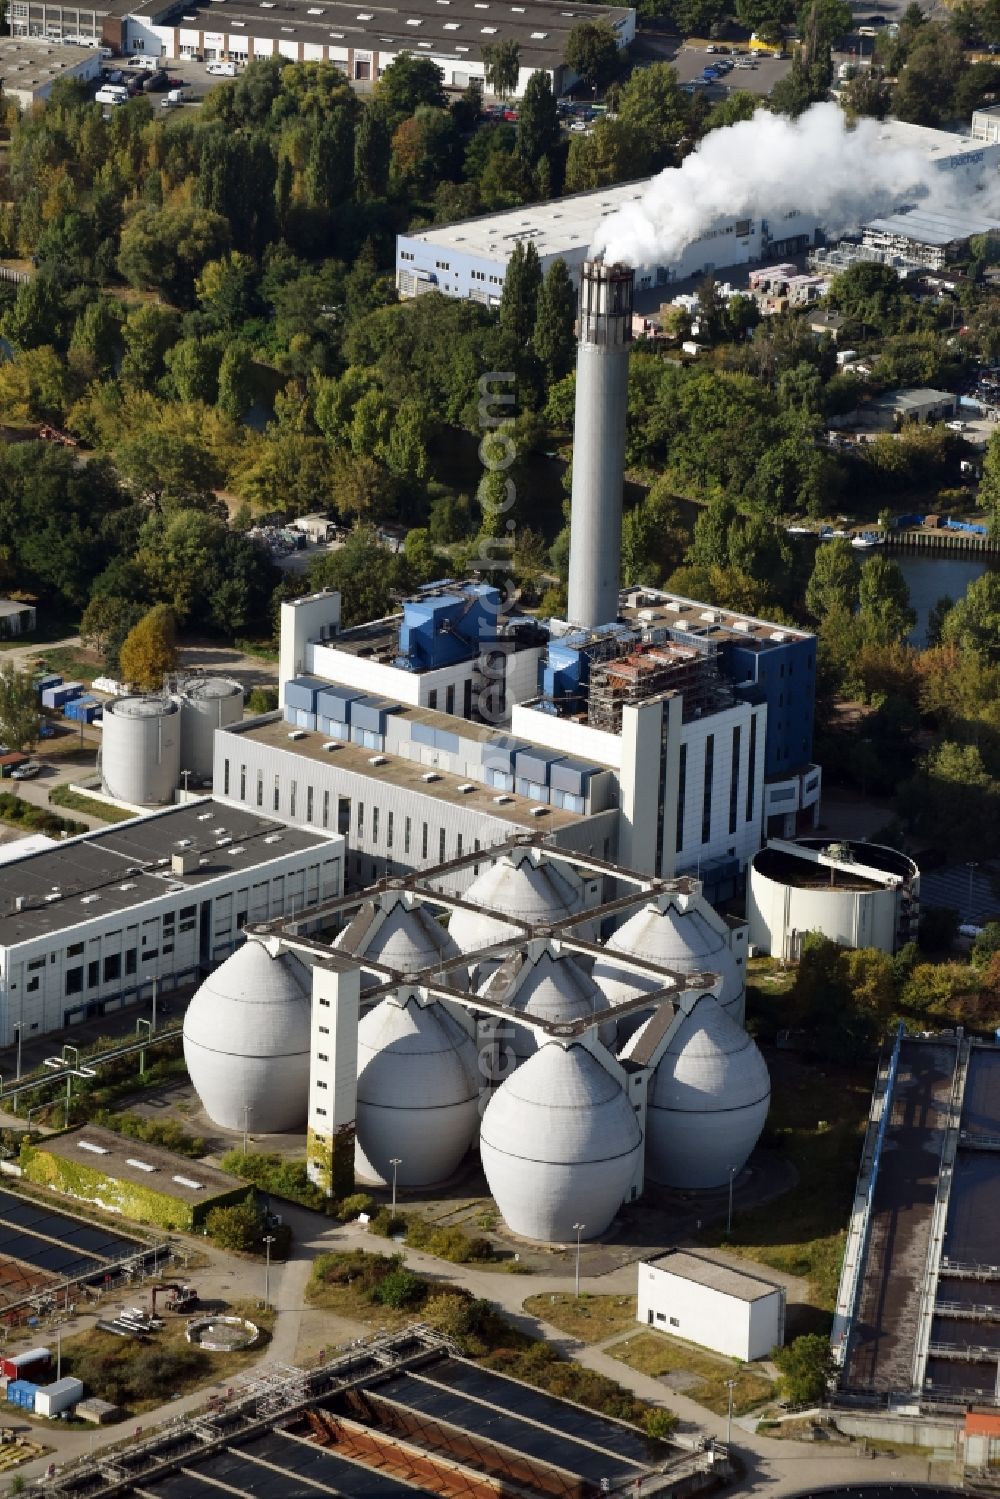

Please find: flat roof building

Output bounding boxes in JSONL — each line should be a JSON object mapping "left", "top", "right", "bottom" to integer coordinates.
{"left": 862, "top": 207, "right": 1000, "bottom": 271}
{"left": 0, "top": 599, "right": 35, "bottom": 637}
{"left": 638, "top": 1250, "right": 786, "bottom": 1362}
{"left": 0, "top": 38, "right": 100, "bottom": 107}
{"left": 0, "top": 797, "right": 343, "bottom": 1045}
{"left": 242, "top": 585, "right": 819, "bottom": 902}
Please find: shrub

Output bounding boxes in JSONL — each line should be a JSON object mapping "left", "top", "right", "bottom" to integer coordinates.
{"left": 246, "top": 686, "right": 279, "bottom": 713}
{"left": 771, "top": 1334, "right": 835, "bottom": 1405}
{"left": 368, "top": 1208, "right": 407, "bottom": 1238}
{"left": 338, "top": 1192, "right": 375, "bottom": 1219}
{"left": 219, "top": 1149, "right": 326, "bottom": 1210}
{"left": 205, "top": 1196, "right": 263, "bottom": 1252}
{"left": 93, "top": 1109, "right": 206, "bottom": 1158}
{"left": 371, "top": 1268, "right": 427, "bottom": 1310}
{"left": 645, "top": 1408, "right": 679, "bottom": 1440}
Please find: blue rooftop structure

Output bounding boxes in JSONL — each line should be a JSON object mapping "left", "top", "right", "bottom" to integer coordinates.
{"left": 396, "top": 583, "right": 505, "bottom": 672}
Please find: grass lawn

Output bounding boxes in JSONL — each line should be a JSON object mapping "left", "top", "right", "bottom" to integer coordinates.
{"left": 32, "top": 645, "right": 102, "bottom": 683}
{"left": 49, "top": 786, "right": 135, "bottom": 823}
{"left": 522, "top": 1292, "right": 637, "bottom": 1342}
{"left": 697, "top": 1053, "right": 873, "bottom": 1324}
{"left": 611, "top": 1331, "right": 774, "bottom": 1416}
{"left": 57, "top": 1300, "right": 275, "bottom": 1416}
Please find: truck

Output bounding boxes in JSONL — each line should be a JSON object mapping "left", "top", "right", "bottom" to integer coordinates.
{"left": 206, "top": 59, "right": 237, "bottom": 76}
{"left": 95, "top": 84, "right": 128, "bottom": 105}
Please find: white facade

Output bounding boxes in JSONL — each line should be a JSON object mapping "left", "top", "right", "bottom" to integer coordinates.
{"left": 638, "top": 1251, "right": 785, "bottom": 1362}
{"left": 0, "top": 39, "right": 100, "bottom": 107}
{"left": 748, "top": 838, "right": 920, "bottom": 958}
{"left": 0, "top": 801, "right": 343, "bottom": 1046}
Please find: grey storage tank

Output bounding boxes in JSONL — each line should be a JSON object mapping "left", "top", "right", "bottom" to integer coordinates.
{"left": 101, "top": 696, "right": 180, "bottom": 806}
{"left": 175, "top": 677, "right": 243, "bottom": 786}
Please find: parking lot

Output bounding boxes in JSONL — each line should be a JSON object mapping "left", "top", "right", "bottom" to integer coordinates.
{"left": 99, "top": 53, "right": 232, "bottom": 108}
{"left": 670, "top": 42, "right": 793, "bottom": 97}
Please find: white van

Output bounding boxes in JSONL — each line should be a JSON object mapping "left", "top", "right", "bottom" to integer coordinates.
{"left": 96, "top": 84, "right": 129, "bottom": 104}
{"left": 206, "top": 59, "right": 237, "bottom": 76}
{"left": 166, "top": 86, "right": 188, "bottom": 102}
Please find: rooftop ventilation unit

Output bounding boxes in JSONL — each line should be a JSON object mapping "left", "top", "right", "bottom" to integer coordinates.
{"left": 456, "top": 783, "right": 475, "bottom": 794}
{"left": 288, "top": 730, "right": 306, "bottom": 741}
{"left": 264, "top": 834, "right": 283, "bottom": 845}
{"left": 78, "top": 1141, "right": 109, "bottom": 1155}
{"left": 369, "top": 755, "right": 389, "bottom": 766}
{"left": 322, "top": 741, "right": 341, "bottom": 752}
{"left": 126, "top": 1158, "right": 156, "bottom": 1172}
{"left": 493, "top": 794, "right": 514, "bottom": 805}
{"left": 172, "top": 1174, "right": 204, "bottom": 1190}
{"left": 421, "top": 771, "right": 442, "bottom": 782}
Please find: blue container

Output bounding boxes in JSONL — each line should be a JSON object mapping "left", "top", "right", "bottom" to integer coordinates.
{"left": 284, "top": 676, "right": 325, "bottom": 712}
{"left": 7, "top": 1380, "right": 38, "bottom": 1410}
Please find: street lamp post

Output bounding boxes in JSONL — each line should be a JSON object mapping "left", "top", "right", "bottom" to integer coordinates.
{"left": 725, "top": 1378, "right": 736, "bottom": 1447}
{"left": 13, "top": 1021, "right": 21, "bottom": 1083}
{"left": 143, "top": 975, "right": 158, "bottom": 1036}
{"left": 263, "top": 1234, "right": 275, "bottom": 1308}
{"left": 389, "top": 1157, "right": 402, "bottom": 1215}
{"left": 727, "top": 1167, "right": 736, "bottom": 1235}
{"left": 573, "top": 1222, "right": 585, "bottom": 1298}
{"left": 181, "top": 769, "right": 191, "bottom": 798}
{"left": 136, "top": 1018, "right": 152, "bottom": 1078}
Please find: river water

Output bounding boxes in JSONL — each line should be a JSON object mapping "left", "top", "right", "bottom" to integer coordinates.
{"left": 894, "top": 550, "right": 997, "bottom": 647}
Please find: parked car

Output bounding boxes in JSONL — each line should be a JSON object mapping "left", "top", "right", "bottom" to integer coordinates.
{"left": 145, "top": 70, "right": 168, "bottom": 90}
{"left": 11, "top": 762, "right": 41, "bottom": 780}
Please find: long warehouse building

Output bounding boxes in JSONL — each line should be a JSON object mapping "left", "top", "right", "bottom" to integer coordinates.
{"left": 396, "top": 118, "right": 1000, "bottom": 298}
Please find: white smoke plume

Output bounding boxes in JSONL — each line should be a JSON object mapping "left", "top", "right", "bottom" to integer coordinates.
{"left": 592, "top": 103, "right": 967, "bottom": 269}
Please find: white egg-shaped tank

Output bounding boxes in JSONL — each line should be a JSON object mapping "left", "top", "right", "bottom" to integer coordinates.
{"left": 175, "top": 676, "right": 243, "bottom": 785}
{"left": 355, "top": 995, "right": 479, "bottom": 1187}
{"left": 335, "top": 899, "right": 468, "bottom": 989}
{"left": 646, "top": 994, "right": 770, "bottom": 1190}
{"left": 480, "top": 1042, "right": 642, "bottom": 1241}
{"left": 101, "top": 696, "right": 181, "bottom": 806}
{"left": 591, "top": 901, "right": 745, "bottom": 1030}
{"left": 183, "top": 938, "right": 312, "bottom": 1133}
{"left": 448, "top": 851, "right": 583, "bottom": 960}
{"left": 479, "top": 950, "right": 616, "bottom": 1061}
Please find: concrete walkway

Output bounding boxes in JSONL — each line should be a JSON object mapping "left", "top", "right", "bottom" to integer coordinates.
{"left": 4, "top": 1200, "right": 951, "bottom": 1494}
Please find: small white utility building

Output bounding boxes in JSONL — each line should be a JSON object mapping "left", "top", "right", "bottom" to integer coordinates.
{"left": 637, "top": 1250, "right": 786, "bottom": 1362}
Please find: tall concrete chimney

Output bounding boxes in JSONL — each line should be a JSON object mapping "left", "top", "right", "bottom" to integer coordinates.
{"left": 566, "top": 259, "right": 634, "bottom": 630}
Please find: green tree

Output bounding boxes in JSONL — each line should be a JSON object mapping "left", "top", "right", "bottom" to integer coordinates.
{"left": 376, "top": 54, "right": 446, "bottom": 124}
{"left": 0, "top": 665, "right": 38, "bottom": 752}
{"left": 940, "top": 573, "right": 1000, "bottom": 657}
{"left": 565, "top": 21, "right": 620, "bottom": 94}
{"left": 0, "top": 347, "right": 75, "bottom": 425}
{"left": 772, "top": 1334, "right": 835, "bottom": 1404}
{"left": 119, "top": 305, "right": 182, "bottom": 392}
{"left": 972, "top": 923, "right": 1000, "bottom": 969}
{"left": 205, "top": 1196, "right": 265, "bottom": 1252}
{"left": 1, "top": 274, "right": 66, "bottom": 352}
{"left": 614, "top": 63, "right": 688, "bottom": 171}
{"left": 68, "top": 298, "right": 124, "bottom": 382}
{"left": 309, "top": 525, "right": 411, "bottom": 627}
{"left": 217, "top": 342, "right": 255, "bottom": 422}
{"left": 163, "top": 336, "right": 223, "bottom": 405}
{"left": 196, "top": 252, "right": 260, "bottom": 332}
{"left": 978, "top": 427, "right": 1000, "bottom": 536}
{"left": 354, "top": 105, "right": 392, "bottom": 199}
{"left": 620, "top": 480, "right": 688, "bottom": 587}
{"left": 114, "top": 430, "right": 220, "bottom": 510}
{"left": 482, "top": 40, "right": 521, "bottom": 101}
{"left": 858, "top": 554, "right": 915, "bottom": 645}
{"left": 499, "top": 239, "right": 543, "bottom": 350}
{"left": 532, "top": 258, "right": 576, "bottom": 382}
{"left": 827, "top": 261, "right": 902, "bottom": 333}
{"left": 804, "top": 538, "right": 859, "bottom": 620}
{"left": 118, "top": 604, "right": 178, "bottom": 691}
{"left": 117, "top": 202, "right": 231, "bottom": 307}
{"left": 516, "top": 70, "right": 560, "bottom": 166}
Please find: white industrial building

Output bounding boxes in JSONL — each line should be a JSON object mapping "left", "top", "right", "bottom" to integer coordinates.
{"left": 638, "top": 1250, "right": 786, "bottom": 1362}
{"left": 0, "top": 799, "right": 342, "bottom": 1045}
{"left": 0, "top": 600, "right": 36, "bottom": 638}
{"left": 861, "top": 207, "right": 1000, "bottom": 272}
{"left": 0, "top": 37, "right": 100, "bottom": 107}
{"left": 397, "top": 119, "right": 1000, "bottom": 301}
{"left": 6, "top": 0, "right": 633, "bottom": 98}
{"left": 181, "top": 836, "right": 771, "bottom": 1240}
{"left": 747, "top": 838, "right": 920, "bottom": 959}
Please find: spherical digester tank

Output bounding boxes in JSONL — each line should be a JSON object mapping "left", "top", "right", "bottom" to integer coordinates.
{"left": 101, "top": 696, "right": 181, "bottom": 806}
{"left": 176, "top": 677, "right": 243, "bottom": 786}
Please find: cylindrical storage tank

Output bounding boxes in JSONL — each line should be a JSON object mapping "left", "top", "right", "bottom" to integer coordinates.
{"left": 183, "top": 939, "right": 312, "bottom": 1133}
{"left": 480, "top": 1042, "right": 642, "bottom": 1242}
{"left": 355, "top": 995, "right": 479, "bottom": 1188}
{"left": 176, "top": 677, "right": 243, "bottom": 786}
{"left": 591, "top": 901, "right": 746, "bottom": 1034}
{"left": 748, "top": 840, "right": 920, "bottom": 959}
{"left": 448, "top": 853, "right": 583, "bottom": 972}
{"left": 480, "top": 950, "right": 616, "bottom": 1062}
{"left": 101, "top": 696, "right": 181, "bottom": 806}
{"left": 646, "top": 994, "right": 770, "bottom": 1190}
